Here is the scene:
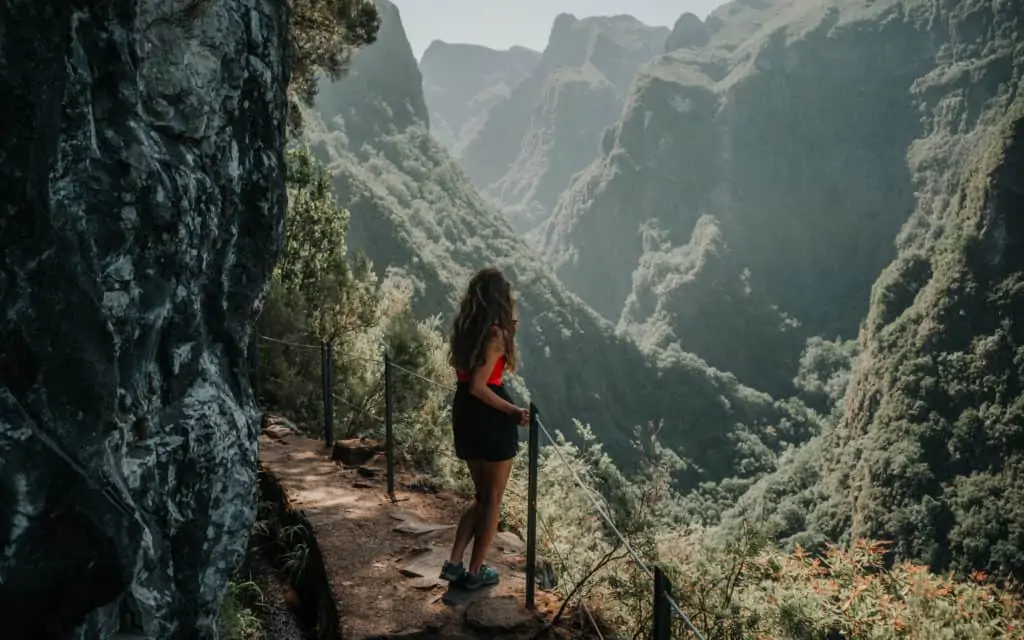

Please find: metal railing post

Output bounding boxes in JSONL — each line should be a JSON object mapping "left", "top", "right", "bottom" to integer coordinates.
{"left": 323, "top": 342, "right": 334, "bottom": 448}
{"left": 652, "top": 566, "right": 672, "bottom": 640}
{"left": 384, "top": 353, "right": 396, "bottom": 500}
{"left": 525, "top": 402, "right": 540, "bottom": 610}
{"left": 320, "top": 342, "right": 328, "bottom": 442}
{"left": 252, "top": 334, "right": 261, "bottom": 405}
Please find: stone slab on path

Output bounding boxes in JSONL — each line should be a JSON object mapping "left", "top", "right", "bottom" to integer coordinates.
{"left": 258, "top": 428, "right": 557, "bottom": 639}
{"left": 391, "top": 507, "right": 456, "bottom": 539}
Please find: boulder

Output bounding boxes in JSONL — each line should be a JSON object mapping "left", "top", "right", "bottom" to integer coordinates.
{"left": 464, "top": 595, "right": 538, "bottom": 634}
{"left": 331, "top": 437, "right": 385, "bottom": 466}
{"left": 263, "top": 414, "right": 299, "bottom": 440}
{"left": 0, "top": 0, "right": 289, "bottom": 637}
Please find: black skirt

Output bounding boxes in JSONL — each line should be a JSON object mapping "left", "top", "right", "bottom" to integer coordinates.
{"left": 452, "top": 383, "right": 520, "bottom": 462}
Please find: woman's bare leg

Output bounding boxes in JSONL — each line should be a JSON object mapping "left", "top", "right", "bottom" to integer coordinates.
{"left": 468, "top": 459, "right": 513, "bottom": 573}
{"left": 449, "top": 460, "right": 485, "bottom": 564}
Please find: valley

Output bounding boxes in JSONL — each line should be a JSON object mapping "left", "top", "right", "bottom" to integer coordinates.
{"left": 312, "top": 0, "right": 1024, "bottom": 585}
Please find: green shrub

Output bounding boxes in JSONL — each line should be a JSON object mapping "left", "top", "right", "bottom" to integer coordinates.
{"left": 218, "top": 580, "right": 263, "bottom": 640}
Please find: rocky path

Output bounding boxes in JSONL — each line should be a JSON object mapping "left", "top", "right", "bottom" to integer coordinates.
{"left": 258, "top": 422, "right": 566, "bottom": 639}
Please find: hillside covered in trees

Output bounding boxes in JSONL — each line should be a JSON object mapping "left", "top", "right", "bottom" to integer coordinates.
{"left": 415, "top": 0, "right": 1024, "bottom": 586}
{"left": 262, "top": 0, "right": 1024, "bottom": 635}
{"left": 301, "top": 0, "right": 819, "bottom": 497}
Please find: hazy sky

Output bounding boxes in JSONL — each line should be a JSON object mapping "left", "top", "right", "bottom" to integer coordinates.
{"left": 391, "top": 1, "right": 727, "bottom": 60}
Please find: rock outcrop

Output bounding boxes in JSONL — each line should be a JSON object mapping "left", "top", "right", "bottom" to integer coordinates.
{"left": 541, "top": 0, "right": 935, "bottom": 395}
{"left": 305, "top": 0, "right": 820, "bottom": 489}
{"left": 665, "top": 12, "right": 710, "bottom": 52}
{"left": 454, "top": 14, "right": 670, "bottom": 232}
{"left": 420, "top": 42, "right": 540, "bottom": 154}
{"left": 0, "top": 0, "right": 289, "bottom": 637}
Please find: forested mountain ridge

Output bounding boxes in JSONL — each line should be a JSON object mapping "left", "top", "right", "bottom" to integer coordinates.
{"left": 309, "top": 0, "right": 1024, "bottom": 583}
{"left": 304, "top": 0, "right": 821, "bottom": 493}
{"left": 540, "top": 0, "right": 929, "bottom": 398}
{"left": 645, "top": 0, "right": 1024, "bottom": 579}
{"left": 434, "top": 13, "right": 670, "bottom": 233}
{"left": 419, "top": 41, "right": 540, "bottom": 154}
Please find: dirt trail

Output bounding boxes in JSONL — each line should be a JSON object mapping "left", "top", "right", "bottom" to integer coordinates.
{"left": 257, "top": 420, "right": 575, "bottom": 639}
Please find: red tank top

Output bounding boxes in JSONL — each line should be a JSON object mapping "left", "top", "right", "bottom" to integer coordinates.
{"left": 456, "top": 356, "right": 506, "bottom": 386}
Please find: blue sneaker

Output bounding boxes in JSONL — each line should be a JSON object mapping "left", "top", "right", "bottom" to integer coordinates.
{"left": 440, "top": 560, "right": 466, "bottom": 582}
{"left": 460, "top": 564, "right": 500, "bottom": 590}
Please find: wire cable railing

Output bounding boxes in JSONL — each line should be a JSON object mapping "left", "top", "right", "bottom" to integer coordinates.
{"left": 536, "top": 415, "right": 705, "bottom": 639}
{"left": 257, "top": 334, "right": 704, "bottom": 639}
{"left": 259, "top": 334, "right": 321, "bottom": 350}
{"left": 386, "top": 362, "right": 609, "bottom": 638}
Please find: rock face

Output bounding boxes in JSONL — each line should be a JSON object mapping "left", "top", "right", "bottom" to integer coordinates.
{"left": 541, "top": 0, "right": 935, "bottom": 395}
{"left": 0, "top": 0, "right": 289, "bottom": 637}
{"left": 419, "top": 41, "right": 541, "bottom": 154}
{"left": 305, "top": 0, "right": 820, "bottom": 489}
{"left": 456, "top": 14, "right": 670, "bottom": 232}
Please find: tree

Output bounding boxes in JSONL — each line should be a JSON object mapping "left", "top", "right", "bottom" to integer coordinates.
{"left": 288, "top": 0, "right": 380, "bottom": 128}
{"left": 257, "top": 148, "right": 454, "bottom": 463}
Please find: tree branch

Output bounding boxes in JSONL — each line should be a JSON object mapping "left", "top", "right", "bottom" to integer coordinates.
{"left": 552, "top": 542, "right": 628, "bottom": 624}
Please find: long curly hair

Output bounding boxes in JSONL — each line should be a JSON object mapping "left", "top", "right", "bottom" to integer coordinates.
{"left": 448, "top": 267, "right": 518, "bottom": 374}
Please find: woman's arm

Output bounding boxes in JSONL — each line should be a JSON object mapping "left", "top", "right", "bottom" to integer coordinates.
{"left": 468, "top": 331, "right": 519, "bottom": 414}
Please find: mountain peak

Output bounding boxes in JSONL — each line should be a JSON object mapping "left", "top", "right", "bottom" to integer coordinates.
{"left": 314, "top": 0, "right": 429, "bottom": 146}
{"left": 542, "top": 11, "right": 670, "bottom": 72}
{"left": 666, "top": 12, "right": 711, "bottom": 51}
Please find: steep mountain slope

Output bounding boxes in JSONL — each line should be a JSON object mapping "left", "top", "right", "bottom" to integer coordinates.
{"left": 712, "top": 0, "right": 1024, "bottom": 579}
{"left": 306, "top": 0, "right": 820, "bottom": 489}
{"left": 541, "top": 0, "right": 934, "bottom": 396}
{"left": 419, "top": 41, "right": 540, "bottom": 154}
{"left": 455, "top": 14, "right": 669, "bottom": 232}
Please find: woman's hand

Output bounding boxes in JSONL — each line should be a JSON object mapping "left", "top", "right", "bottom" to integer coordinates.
{"left": 515, "top": 406, "right": 530, "bottom": 426}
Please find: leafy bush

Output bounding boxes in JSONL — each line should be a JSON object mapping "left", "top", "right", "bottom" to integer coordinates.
{"left": 288, "top": 0, "right": 380, "bottom": 128}
{"left": 218, "top": 580, "right": 263, "bottom": 640}
{"left": 793, "top": 336, "right": 859, "bottom": 417}
{"left": 257, "top": 146, "right": 380, "bottom": 427}
{"left": 658, "top": 534, "right": 1024, "bottom": 640}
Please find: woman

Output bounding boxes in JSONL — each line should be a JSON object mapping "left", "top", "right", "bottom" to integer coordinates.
{"left": 439, "top": 267, "right": 529, "bottom": 590}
